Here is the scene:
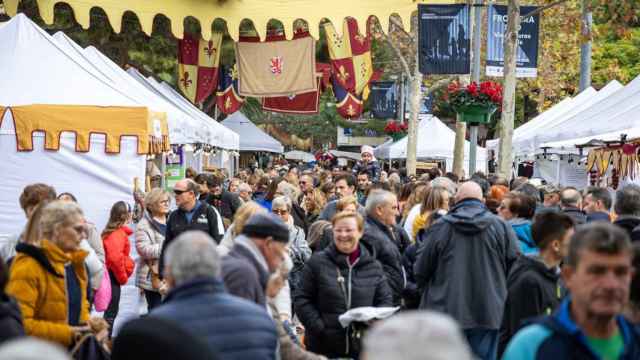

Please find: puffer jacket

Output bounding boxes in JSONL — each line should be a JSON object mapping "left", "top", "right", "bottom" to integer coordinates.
{"left": 103, "top": 226, "right": 135, "bottom": 285}
{"left": 509, "top": 218, "right": 538, "bottom": 255}
{"left": 293, "top": 242, "right": 393, "bottom": 359}
{"left": 6, "top": 240, "right": 89, "bottom": 346}
{"left": 0, "top": 293, "right": 24, "bottom": 344}
{"left": 135, "top": 214, "right": 165, "bottom": 291}
{"left": 361, "top": 216, "right": 406, "bottom": 305}
{"left": 152, "top": 277, "right": 278, "bottom": 360}
{"left": 351, "top": 160, "right": 381, "bottom": 182}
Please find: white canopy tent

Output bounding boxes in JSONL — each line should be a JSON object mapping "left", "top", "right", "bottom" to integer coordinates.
{"left": 0, "top": 14, "right": 155, "bottom": 236}
{"left": 52, "top": 31, "right": 201, "bottom": 145}
{"left": 126, "top": 67, "right": 239, "bottom": 150}
{"left": 284, "top": 150, "right": 316, "bottom": 162}
{"left": 375, "top": 115, "right": 487, "bottom": 173}
{"left": 539, "top": 75, "right": 640, "bottom": 149}
{"left": 222, "top": 112, "right": 284, "bottom": 153}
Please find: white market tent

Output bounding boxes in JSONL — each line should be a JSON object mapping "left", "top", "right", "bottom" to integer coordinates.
{"left": 284, "top": 150, "right": 316, "bottom": 162}
{"left": 375, "top": 115, "right": 487, "bottom": 173}
{"left": 222, "top": 112, "right": 284, "bottom": 153}
{"left": 539, "top": 75, "right": 640, "bottom": 149}
{"left": 126, "top": 67, "right": 239, "bottom": 150}
{"left": 0, "top": 14, "right": 167, "bottom": 236}
{"left": 52, "top": 31, "right": 201, "bottom": 145}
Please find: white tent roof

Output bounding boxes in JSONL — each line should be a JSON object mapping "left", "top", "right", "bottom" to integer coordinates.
{"left": 51, "top": 31, "right": 201, "bottom": 145}
{"left": 284, "top": 150, "right": 315, "bottom": 162}
{"left": 0, "top": 14, "right": 140, "bottom": 107}
{"left": 221, "top": 112, "right": 283, "bottom": 153}
{"left": 538, "top": 75, "right": 640, "bottom": 147}
{"left": 126, "top": 68, "right": 239, "bottom": 150}
{"left": 504, "top": 81, "right": 623, "bottom": 158}
{"left": 375, "top": 115, "right": 486, "bottom": 172}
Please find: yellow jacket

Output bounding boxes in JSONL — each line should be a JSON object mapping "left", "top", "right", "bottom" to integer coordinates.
{"left": 6, "top": 239, "right": 89, "bottom": 346}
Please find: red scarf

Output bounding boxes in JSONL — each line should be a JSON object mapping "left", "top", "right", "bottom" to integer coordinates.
{"left": 348, "top": 246, "right": 361, "bottom": 265}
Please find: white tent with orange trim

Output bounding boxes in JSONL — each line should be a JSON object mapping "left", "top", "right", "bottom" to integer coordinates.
{"left": 0, "top": 14, "right": 169, "bottom": 238}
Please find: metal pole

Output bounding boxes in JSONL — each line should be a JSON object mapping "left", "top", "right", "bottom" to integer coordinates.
{"left": 468, "top": 0, "right": 483, "bottom": 176}
{"left": 579, "top": 0, "right": 592, "bottom": 91}
{"left": 399, "top": 73, "right": 405, "bottom": 121}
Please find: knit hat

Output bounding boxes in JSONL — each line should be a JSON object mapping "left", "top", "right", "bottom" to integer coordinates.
{"left": 112, "top": 317, "right": 217, "bottom": 360}
{"left": 242, "top": 213, "right": 290, "bottom": 243}
{"left": 361, "top": 145, "right": 376, "bottom": 160}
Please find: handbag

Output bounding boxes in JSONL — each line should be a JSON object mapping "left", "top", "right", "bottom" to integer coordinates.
{"left": 146, "top": 259, "right": 162, "bottom": 290}
{"left": 70, "top": 334, "right": 110, "bottom": 360}
{"left": 336, "top": 266, "right": 362, "bottom": 356}
{"left": 93, "top": 265, "right": 111, "bottom": 312}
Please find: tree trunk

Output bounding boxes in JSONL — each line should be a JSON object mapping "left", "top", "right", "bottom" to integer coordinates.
{"left": 497, "top": 0, "right": 520, "bottom": 179}
{"left": 452, "top": 75, "right": 469, "bottom": 178}
{"left": 579, "top": 0, "right": 592, "bottom": 91}
{"left": 406, "top": 71, "right": 422, "bottom": 176}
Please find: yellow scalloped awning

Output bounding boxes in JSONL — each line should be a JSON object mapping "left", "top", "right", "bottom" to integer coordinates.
{"left": 2, "top": 105, "right": 169, "bottom": 154}
{"left": 5, "top": 0, "right": 460, "bottom": 40}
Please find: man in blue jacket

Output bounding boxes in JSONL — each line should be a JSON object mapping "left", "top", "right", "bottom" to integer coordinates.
{"left": 152, "top": 231, "right": 278, "bottom": 360}
{"left": 414, "top": 181, "right": 520, "bottom": 360}
{"left": 503, "top": 223, "right": 640, "bottom": 360}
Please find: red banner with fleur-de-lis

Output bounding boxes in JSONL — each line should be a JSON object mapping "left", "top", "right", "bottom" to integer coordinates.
{"left": 177, "top": 32, "right": 223, "bottom": 104}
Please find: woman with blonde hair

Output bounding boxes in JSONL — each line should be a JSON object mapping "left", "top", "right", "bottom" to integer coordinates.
{"left": 7, "top": 201, "right": 106, "bottom": 346}
{"left": 412, "top": 186, "right": 450, "bottom": 239}
{"left": 336, "top": 196, "right": 358, "bottom": 213}
{"left": 218, "top": 201, "right": 267, "bottom": 256}
{"left": 304, "top": 189, "right": 326, "bottom": 225}
{"left": 135, "top": 188, "right": 170, "bottom": 310}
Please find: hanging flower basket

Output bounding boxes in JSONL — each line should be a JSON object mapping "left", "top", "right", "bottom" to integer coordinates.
{"left": 446, "top": 81, "right": 503, "bottom": 125}
{"left": 456, "top": 104, "right": 497, "bottom": 124}
{"left": 384, "top": 121, "right": 408, "bottom": 142}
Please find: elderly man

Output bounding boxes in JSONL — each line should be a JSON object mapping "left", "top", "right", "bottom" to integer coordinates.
{"left": 361, "top": 189, "right": 410, "bottom": 306}
{"left": 297, "top": 174, "right": 315, "bottom": 207}
{"left": 237, "top": 183, "right": 253, "bottom": 203}
{"left": 414, "top": 181, "right": 520, "bottom": 360}
{"left": 363, "top": 311, "right": 473, "bottom": 360}
{"left": 152, "top": 231, "right": 278, "bottom": 360}
{"left": 583, "top": 187, "right": 612, "bottom": 223}
{"left": 613, "top": 184, "right": 640, "bottom": 242}
{"left": 560, "top": 188, "right": 587, "bottom": 225}
{"left": 159, "top": 178, "right": 224, "bottom": 276}
{"left": 503, "top": 223, "right": 640, "bottom": 359}
{"left": 221, "top": 213, "right": 289, "bottom": 306}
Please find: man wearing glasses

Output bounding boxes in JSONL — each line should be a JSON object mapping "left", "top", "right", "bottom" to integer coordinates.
{"left": 159, "top": 178, "right": 224, "bottom": 277}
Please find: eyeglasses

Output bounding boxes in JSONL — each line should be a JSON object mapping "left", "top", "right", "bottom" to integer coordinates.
{"left": 272, "top": 209, "right": 289, "bottom": 215}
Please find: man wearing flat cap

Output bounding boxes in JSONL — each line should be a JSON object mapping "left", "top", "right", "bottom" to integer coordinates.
{"left": 221, "top": 213, "right": 289, "bottom": 306}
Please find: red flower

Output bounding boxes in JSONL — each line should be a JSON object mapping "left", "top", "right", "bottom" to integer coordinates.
{"left": 466, "top": 82, "right": 479, "bottom": 97}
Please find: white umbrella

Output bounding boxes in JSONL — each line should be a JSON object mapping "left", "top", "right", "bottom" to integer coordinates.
{"left": 284, "top": 150, "right": 316, "bottom": 162}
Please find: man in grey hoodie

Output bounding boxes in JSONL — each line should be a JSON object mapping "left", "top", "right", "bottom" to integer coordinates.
{"left": 414, "top": 182, "right": 520, "bottom": 360}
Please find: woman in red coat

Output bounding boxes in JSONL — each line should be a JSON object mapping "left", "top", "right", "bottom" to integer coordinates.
{"left": 102, "top": 201, "right": 134, "bottom": 336}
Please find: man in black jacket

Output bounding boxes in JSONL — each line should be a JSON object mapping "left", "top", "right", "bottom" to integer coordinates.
{"left": 498, "top": 211, "right": 575, "bottom": 356}
{"left": 361, "top": 189, "right": 408, "bottom": 306}
{"left": 159, "top": 179, "right": 224, "bottom": 277}
{"left": 414, "top": 181, "right": 520, "bottom": 360}
{"left": 560, "top": 188, "right": 587, "bottom": 225}
{"left": 584, "top": 186, "right": 612, "bottom": 223}
{"left": 206, "top": 175, "right": 242, "bottom": 223}
{"left": 613, "top": 184, "right": 640, "bottom": 242}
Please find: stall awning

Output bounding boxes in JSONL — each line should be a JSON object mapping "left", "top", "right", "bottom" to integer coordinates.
{"left": 5, "top": 0, "right": 460, "bottom": 40}
{"left": 1, "top": 105, "right": 169, "bottom": 154}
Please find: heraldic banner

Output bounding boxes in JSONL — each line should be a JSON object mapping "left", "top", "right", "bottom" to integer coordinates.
{"left": 178, "top": 32, "right": 223, "bottom": 104}
{"left": 418, "top": 4, "right": 470, "bottom": 75}
{"left": 236, "top": 36, "right": 317, "bottom": 97}
{"left": 486, "top": 5, "right": 540, "bottom": 78}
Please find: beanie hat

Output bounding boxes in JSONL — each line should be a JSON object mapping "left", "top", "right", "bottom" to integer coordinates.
{"left": 361, "top": 145, "right": 375, "bottom": 157}
{"left": 242, "top": 213, "right": 290, "bottom": 243}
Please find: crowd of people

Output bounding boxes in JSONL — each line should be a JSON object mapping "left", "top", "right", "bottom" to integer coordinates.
{"left": 0, "top": 145, "right": 640, "bottom": 360}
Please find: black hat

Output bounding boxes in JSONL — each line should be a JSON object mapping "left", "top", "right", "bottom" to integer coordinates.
{"left": 242, "top": 213, "right": 289, "bottom": 243}
{"left": 112, "top": 317, "right": 217, "bottom": 360}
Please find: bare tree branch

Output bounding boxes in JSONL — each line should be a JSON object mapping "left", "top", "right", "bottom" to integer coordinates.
{"left": 522, "top": 0, "right": 570, "bottom": 18}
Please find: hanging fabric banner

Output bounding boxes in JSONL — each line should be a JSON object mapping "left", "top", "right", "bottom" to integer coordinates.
{"left": 235, "top": 36, "right": 317, "bottom": 97}
{"left": 369, "top": 81, "right": 397, "bottom": 119}
{"left": 486, "top": 5, "right": 540, "bottom": 78}
{"left": 261, "top": 77, "right": 321, "bottom": 114}
{"left": 323, "top": 17, "right": 374, "bottom": 96}
{"left": 332, "top": 75, "right": 363, "bottom": 119}
{"left": 178, "top": 32, "right": 223, "bottom": 104}
{"left": 418, "top": 4, "right": 470, "bottom": 75}
{"left": 216, "top": 64, "right": 245, "bottom": 115}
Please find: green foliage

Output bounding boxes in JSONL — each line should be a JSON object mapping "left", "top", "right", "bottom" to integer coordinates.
{"left": 592, "top": 27, "right": 640, "bottom": 84}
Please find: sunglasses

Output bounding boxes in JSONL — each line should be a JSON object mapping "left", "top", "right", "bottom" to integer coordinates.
{"left": 173, "top": 189, "right": 189, "bottom": 195}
